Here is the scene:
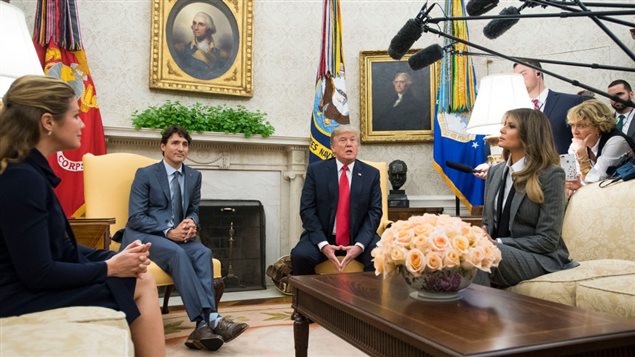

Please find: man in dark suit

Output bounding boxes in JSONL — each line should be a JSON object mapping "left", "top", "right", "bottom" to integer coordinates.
{"left": 374, "top": 72, "right": 428, "bottom": 131}
{"left": 291, "top": 126, "right": 382, "bottom": 275}
{"left": 513, "top": 61, "right": 585, "bottom": 154}
{"left": 122, "top": 126, "right": 247, "bottom": 351}
{"left": 608, "top": 79, "right": 635, "bottom": 142}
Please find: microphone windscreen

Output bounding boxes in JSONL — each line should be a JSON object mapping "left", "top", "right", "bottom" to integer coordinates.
{"left": 388, "top": 19, "right": 423, "bottom": 60}
{"left": 466, "top": 0, "right": 499, "bottom": 16}
{"left": 408, "top": 45, "right": 444, "bottom": 70}
{"left": 445, "top": 161, "right": 475, "bottom": 174}
{"left": 483, "top": 7, "right": 520, "bottom": 40}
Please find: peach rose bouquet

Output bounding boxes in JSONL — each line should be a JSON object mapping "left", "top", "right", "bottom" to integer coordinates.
{"left": 371, "top": 214, "right": 501, "bottom": 294}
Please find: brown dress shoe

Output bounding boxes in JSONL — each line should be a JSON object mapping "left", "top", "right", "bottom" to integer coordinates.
{"left": 185, "top": 323, "right": 224, "bottom": 351}
{"left": 213, "top": 317, "right": 249, "bottom": 343}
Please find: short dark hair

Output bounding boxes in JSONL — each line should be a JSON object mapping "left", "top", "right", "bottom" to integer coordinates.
{"left": 608, "top": 79, "right": 632, "bottom": 91}
{"left": 161, "top": 125, "right": 192, "bottom": 145}
{"left": 513, "top": 59, "right": 542, "bottom": 70}
{"left": 513, "top": 59, "right": 543, "bottom": 77}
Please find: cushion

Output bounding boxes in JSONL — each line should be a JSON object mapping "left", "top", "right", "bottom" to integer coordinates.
{"left": 0, "top": 306, "right": 133, "bottom": 356}
{"left": 576, "top": 275, "right": 635, "bottom": 319}
{"left": 1, "top": 322, "right": 133, "bottom": 356}
{"left": 0, "top": 306, "right": 128, "bottom": 330}
{"left": 562, "top": 180, "right": 635, "bottom": 261}
{"left": 507, "top": 259, "right": 635, "bottom": 306}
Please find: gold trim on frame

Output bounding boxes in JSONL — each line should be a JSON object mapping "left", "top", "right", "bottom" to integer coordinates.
{"left": 149, "top": 0, "right": 253, "bottom": 97}
{"left": 360, "top": 49, "right": 439, "bottom": 143}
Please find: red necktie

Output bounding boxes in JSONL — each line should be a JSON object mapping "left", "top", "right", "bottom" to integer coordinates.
{"left": 336, "top": 165, "right": 350, "bottom": 246}
{"left": 532, "top": 99, "right": 540, "bottom": 110}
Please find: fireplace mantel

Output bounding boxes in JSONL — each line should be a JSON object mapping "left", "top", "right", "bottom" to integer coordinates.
{"left": 104, "top": 126, "right": 309, "bottom": 270}
{"left": 105, "top": 126, "right": 309, "bottom": 147}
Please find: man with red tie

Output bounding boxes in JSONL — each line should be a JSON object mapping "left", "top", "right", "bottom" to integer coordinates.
{"left": 513, "top": 60, "right": 585, "bottom": 154}
{"left": 291, "top": 126, "right": 382, "bottom": 275}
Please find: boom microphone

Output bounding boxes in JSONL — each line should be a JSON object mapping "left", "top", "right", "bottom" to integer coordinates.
{"left": 408, "top": 44, "right": 444, "bottom": 70}
{"left": 387, "top": 3, "right": 434, "bottom": 60}
{"left": 466, "top": 0, "right": 499, "bottom": 16}
{"left": 388, "top": 19, "right": 423, "bottom": 60}
{"left": 483, "top": 7, "right": 520, "bottom": 39}
{"left": 446, "top": 161, "right": 476, "bottom": 174}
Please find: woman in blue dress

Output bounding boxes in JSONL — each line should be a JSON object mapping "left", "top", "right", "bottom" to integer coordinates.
{"left": 0, "top": 75, "right": 165, "bottom": 356}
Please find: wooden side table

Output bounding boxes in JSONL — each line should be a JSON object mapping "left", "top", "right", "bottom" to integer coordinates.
{"left": 388, "top": 207, "right": 443, "bottom": 222}
{"left": 69, "top": 218, "right": 116, "bottom": 250}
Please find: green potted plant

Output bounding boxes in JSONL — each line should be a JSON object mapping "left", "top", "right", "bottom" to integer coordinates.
{"left": 131, "top": 101, "right": 275, "bottom": 138}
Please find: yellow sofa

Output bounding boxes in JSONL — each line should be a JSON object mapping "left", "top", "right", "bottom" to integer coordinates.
{"left": 507, "top": 180, "right": 635, "bottom": 319}
{"left": 0, "top": 307, "right": 133, "bottom": 356}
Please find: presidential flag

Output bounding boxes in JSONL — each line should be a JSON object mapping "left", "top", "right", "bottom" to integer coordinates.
{"left": 309, "top": 0, "right": 350, "bottom": 163}
{"left": 33, "top": 0, "right": 106, "bottom": 217}
{"left": 432, "top": 0, "right": 486, "bottom": 213}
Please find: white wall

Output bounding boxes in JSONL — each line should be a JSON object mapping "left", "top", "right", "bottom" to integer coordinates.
{"left": 13, "top": 0, "right": 635, "bottom": 199}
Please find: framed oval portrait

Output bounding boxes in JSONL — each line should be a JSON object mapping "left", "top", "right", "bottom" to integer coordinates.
{"left": 166, "top": 0, "right": 239, "bottom": 80}
{"left": 150, "top": 0, "right": 254, "bottom": 97}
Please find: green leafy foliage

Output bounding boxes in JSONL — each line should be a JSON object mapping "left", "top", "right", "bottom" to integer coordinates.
{"left": 131, "top": 101, "right": 275, "bottom": 138}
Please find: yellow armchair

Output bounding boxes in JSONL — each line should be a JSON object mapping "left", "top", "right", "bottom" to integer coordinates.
{"left": 82, "top": 153, "right": 223, "bottom": 313}
{"left": 315, "top": 160, "right": 389, "bottom": 274}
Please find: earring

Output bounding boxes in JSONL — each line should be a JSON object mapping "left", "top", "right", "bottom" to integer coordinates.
{"left": 47, "top": 130, "right": 52, "bottom": 136}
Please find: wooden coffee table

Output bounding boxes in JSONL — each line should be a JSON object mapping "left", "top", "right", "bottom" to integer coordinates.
{"left": 290, "top": 272, "right": 635, "bottom": 356}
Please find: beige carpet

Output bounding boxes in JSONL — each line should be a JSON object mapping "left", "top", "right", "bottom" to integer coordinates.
{"left": 164, "top": 303, "right": 366, "bottom": 356}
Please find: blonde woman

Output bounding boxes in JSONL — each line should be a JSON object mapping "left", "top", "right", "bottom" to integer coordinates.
{"left": 565, "top": 99, "right": 635, "bottom": 191}
{"left": 0, "top": 76, "right": 165, "bottom": 356}
{"left": 479, "top": 109, "right": 575, "bottom": 288}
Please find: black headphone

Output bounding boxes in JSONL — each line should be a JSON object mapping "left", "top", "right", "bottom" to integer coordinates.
{"left": 536, "top": 71, "right": 542, "bottom": 77}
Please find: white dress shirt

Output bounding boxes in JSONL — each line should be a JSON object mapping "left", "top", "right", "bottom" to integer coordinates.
{"left": 568, "top": 136, "right": 633, "bottom": 183}
{"left": 530, "top": 88, "right": 549, "bottom": 112}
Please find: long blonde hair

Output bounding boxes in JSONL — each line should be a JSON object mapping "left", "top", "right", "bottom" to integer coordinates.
{"left": 0, "top": 75, "right": 75, "bottom": 173}
{"left": 502, "top": 108, "right": 560, "bottom": 203}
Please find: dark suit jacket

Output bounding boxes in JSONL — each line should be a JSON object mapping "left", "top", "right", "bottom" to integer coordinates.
{"left": 0, "top": 150, "right": 137, "bottom": 322}
{"left": 483, "top": 163, "right": 571, "bottom": 273}
{"left": 375, "top": 91, "right": 429, "bottom": 131}
{"left": 299, "top": 158, "right": 382, "bottom": 248}
{"left": 126, "top": 161, "right": 202, "bottom": 238}
{"left": 544, "top": 90, "right": 585, "bottom": 154}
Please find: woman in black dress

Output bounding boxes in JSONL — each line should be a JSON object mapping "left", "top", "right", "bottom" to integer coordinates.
{"left": 0, "top": 75, "right": 165, "bottom": 356}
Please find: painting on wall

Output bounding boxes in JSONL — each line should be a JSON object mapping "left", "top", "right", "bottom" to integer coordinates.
{"left": 149, "top": 0, "right": 253, "bottom": 97}
{"left": 359, "top": 50, "right": 438, "bottom": 143}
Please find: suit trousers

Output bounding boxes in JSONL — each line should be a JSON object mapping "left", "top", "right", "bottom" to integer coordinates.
{"left": 123, "top": 229, "right": 216, "bottom": 321}
{"left": 290, "top": 235, "right": 379, "bottom": 275}
{"left": 473, "top": 243, "right": 549, "bottom": 288}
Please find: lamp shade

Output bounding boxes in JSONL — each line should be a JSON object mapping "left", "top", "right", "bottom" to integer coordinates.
{"left": 466, "top": 74, "right": 532, "bottom": 135}
{"left": 0, "top": 2, "right": 44, "bottom": 98}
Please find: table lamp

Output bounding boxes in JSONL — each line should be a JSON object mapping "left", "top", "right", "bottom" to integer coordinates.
{"left": 467, "top": 73, "right": 532, "bottom": 163}
{"left": 0, "top": 2, "right": 44, "bottom": 99}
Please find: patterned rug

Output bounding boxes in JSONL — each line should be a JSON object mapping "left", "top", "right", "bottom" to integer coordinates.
{"left": 164, "top": 303, "right": 365, "bottom": 356}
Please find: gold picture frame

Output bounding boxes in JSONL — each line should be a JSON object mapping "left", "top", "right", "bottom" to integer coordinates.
{"left": 360, "top": 49, "right": 439, "bottom": 143}
{"left": 149, "top": 0, "right": 253, "bottom": 97}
